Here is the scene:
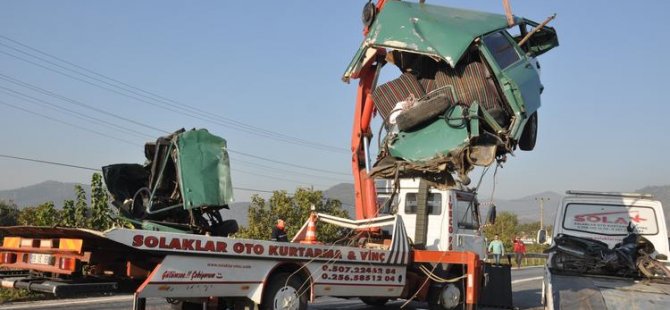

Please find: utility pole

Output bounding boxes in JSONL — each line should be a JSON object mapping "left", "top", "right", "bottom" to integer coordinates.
{"left": 535, "top": 197, "right": 550, "bottom": 229}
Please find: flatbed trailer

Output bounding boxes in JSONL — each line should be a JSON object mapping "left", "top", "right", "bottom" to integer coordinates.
{"left": 1, "top": 213, "right": 491, "bottom": 310}
{"left": 544, "top": 271, "right": 670, "bottom": 309}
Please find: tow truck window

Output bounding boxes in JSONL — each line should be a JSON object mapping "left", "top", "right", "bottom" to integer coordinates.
{"left": 483, "top": 31, "right": 520, "bottom": 69}
{"left": 455, "top": 200, "right": 480, "bottom": 230}
{"left": 404, "top": 193, "right": 442, "bottom": 215}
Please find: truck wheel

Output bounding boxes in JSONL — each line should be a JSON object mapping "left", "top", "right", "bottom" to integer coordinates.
{"left": 429, "top": 282, "right": 464, "bottom": 310}
{"left": 168, "top": 300, "right": 202, "bottom": 310}
{"left": 518, "top": 112, "right": 537, "bottom": 151}
{"left": 360, "top": 297, "right": 389, "bottom": 306}
{"left": 261, "top": 272, "right": 307, "bottom": 310}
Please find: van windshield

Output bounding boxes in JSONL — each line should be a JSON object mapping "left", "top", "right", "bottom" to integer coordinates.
{"left": 562, "top": 203, "right": 659, "bottom": 236}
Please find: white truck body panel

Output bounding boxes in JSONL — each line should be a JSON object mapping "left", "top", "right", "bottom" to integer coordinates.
{"left": 104, "top": 214, "right": 411, "bottom": 303}
{"left": 139, "top": 256, "right": 406, "bottom": 303}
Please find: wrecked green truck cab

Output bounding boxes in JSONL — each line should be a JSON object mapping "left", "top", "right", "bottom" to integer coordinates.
{"left": 344, "top": 1, "right": 558, "bottom": 184}
{"left": 102, "top": 128, "right": 237, "bottom": 236}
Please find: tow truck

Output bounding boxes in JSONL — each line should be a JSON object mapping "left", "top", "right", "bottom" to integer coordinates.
{"left": 1, "top": 129, "right": 490, "bottom": 310}
{"left": 1, "top": 1, "right": 558, "bottom": 309}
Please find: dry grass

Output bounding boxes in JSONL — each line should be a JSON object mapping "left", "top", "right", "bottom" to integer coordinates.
{"left": 0, "top": 287, "right": 40, "bottom": 304}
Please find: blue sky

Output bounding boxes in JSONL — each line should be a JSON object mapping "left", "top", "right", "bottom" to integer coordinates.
{"left": 0, "top": 0, "right": 668, "bottom": 202}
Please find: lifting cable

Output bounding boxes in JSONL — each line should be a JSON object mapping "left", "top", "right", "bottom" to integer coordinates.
{"left": 419, "top": 264, "right": 468, "bottom": 283}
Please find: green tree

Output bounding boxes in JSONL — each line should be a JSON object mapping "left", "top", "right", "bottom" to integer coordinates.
{"left": 60, "top": 199, "right": 76, "bottom": 227}
{"left": 17, "top": 202, "right": 59, "bottom": 226}
{"left": 0, "top": 200, "right": 19, "bottom": 226}
{"left": 516, "top": 221, "right": 541, "bottom": 239}
{"left": 73, "top": 185, "right": 89, "bottom": 228}
{"left": 89, "top": 173, "right": 112, "bottom": 230}
{"left": 15, "top": 173, "right": 124, "bottom": 230}
{"left": 483, "top": 211, "right": 519, "bottom": 252}
{"left": 515, "top": 221, "right": 553, "bottom": 243}
{"left": 237, "top": 187, "right": 349, "bottom": 243}
{"left": 17, "top": 206, "right": 38, "bottom": 226}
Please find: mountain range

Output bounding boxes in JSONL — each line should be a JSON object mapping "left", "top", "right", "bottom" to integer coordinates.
{"left": 0, "top": 181, "right": 90, "bottom": 209}
{"left": 2, "top": 181, "right": 669, "bottom": 228}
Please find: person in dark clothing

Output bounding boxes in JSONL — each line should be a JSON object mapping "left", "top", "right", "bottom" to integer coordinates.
{"left": 270, "top": 219, "right": 288, "bottom": 242}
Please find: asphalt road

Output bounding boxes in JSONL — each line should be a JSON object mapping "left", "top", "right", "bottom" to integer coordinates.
{"left": 0, "top": 267, "right": 544, "bottom": 310}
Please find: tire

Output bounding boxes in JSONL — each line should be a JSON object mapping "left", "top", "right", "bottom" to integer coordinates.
{"left": 396, "top": 93, "right": 450, "bottom": 131}
{"left": 168, "top": 300, "right": 202, "bottom": 310}
{"left": 519, "top": 112, "right": 538, "bottom": 151}
{"left": 428, "top": 282, "right": 465, "bottom": 310}
{"left": 131, "top": 187, "right": 151, "bottom": 219}
{"left": 360, "top": 297, "right": 389, "bottom": 307}
{"left": 260, "top": 272, "right": 307, "bottom": 310}
{"left": 211, "top": 219, "right": 239, "bottom": 237}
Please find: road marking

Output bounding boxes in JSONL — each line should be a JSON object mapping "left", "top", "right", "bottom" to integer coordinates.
{"left": 0, "top": 295, "right": 133, "bottom": 310}
{"left": 511, "top": 276, "right": 543, "bottom": 284}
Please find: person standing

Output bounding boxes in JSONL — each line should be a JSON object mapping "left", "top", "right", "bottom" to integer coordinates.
{"left": 513, "top": 236, "right": 527, "bottom": 268}
{"left": 271, "top": 219, "right": 288, "bottom": 242}
{"left": 488, "top": 234, "right": 505, "bottom": 265}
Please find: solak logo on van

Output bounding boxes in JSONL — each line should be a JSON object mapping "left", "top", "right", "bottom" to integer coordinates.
{"left": 564, "top": 204, "right": 658, "bottom": 235}
{"left": 573, "top": 210, "right": 647, "bottom": 225}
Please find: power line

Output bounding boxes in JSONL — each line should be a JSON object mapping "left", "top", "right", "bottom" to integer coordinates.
{"left": 0, "top": 59, "right": 351, "bottom": 177}
{"left": 0, "top": 35, "right": 349, "bottom": 153}
{"left": 234, "top": 187, "right": 280, "bottom": 194}
{"left": 0, "top": 154, "right": 301, "bottom": 195}
{"left": 0, "top": 154, "right": 99, "bottom": 171}
{"left": 0, "top": 99, "right": 140, "bottom": 146}
{"left": 230, "top": 156, "right": 350, "bottom": 183}
{"left": 0, "top": 73, "right": 169, "bottom": 134}
{"left": 0, "top": 86, "right": 152, "bottom": 139}
{"left": 232, "top": 167, "right": 329, "bottom": 187}
{"left": 234, "top": 187, "right": 297, "bottom": 195}
{"left": 227, "top": 149, "right": 349, "bottom": 176}
{"left": 0, "top": 35, "right": 353, "bottom": 178}
{"left": 0, "top": 49, "right": 224, "bottom": 134}
{"left": 0, "top": 75, "right": 349, "bottom": 177}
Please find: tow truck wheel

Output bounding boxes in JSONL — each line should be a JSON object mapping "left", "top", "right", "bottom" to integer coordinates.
{"left": 167, "top": 299, "right": 201, "bottom": 310}
{"left": 261, "top": 272, "right": 307, "bottom": 310}
{"left": 360, "top": 297, "right": 389, "bottom": 306}
{"left": 429, "top": 283, "right": 464, "bottom": 310}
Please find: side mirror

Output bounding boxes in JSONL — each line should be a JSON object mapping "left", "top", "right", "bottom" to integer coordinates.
{"left": 486, "top": 204, "right": 497, "bottom": 225}
{"left": 537, "top": 229, "right": 547, "bottom": 244}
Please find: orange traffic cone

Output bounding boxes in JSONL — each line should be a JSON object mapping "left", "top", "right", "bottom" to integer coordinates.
{"left": 301, "top": 213, "right": 318, "bottom": 244}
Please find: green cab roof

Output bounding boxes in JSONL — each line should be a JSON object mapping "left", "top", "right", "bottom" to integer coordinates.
{"left": 343, "top": 1, "right": 521, "bottom": 81}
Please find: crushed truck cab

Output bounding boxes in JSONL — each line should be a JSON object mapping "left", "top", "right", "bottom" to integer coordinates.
{"left": 345, "top": 1, "right": 558, "bottom": 184}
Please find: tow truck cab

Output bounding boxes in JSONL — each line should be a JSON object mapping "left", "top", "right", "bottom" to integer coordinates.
{"left": 379, "top": 178, "right": 487, "bottom": 259}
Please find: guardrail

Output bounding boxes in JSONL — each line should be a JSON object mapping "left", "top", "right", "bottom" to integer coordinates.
{"left": 485, "top": 253, "right": 548, "bottom": 266}
{"left": 485, "top": 253, "right": 548, "bottom": 259}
